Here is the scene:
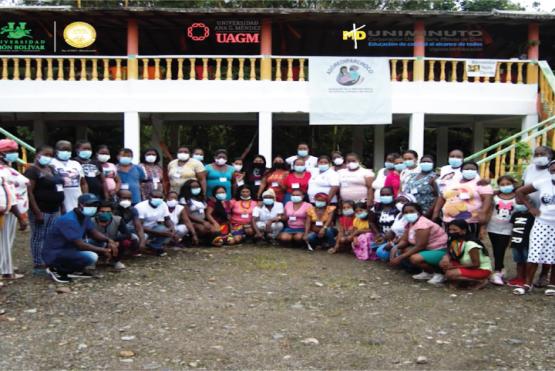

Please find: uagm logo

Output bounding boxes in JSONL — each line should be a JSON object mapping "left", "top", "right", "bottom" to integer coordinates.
{"left": 342, "top": 23, "right": 366, "bottom": 50}
{"left": 187, "top": 23, "right": 210, "bottom": 41}
{"left": 336, "top": 65, "right": 364, "bottom": 86}
{"left": 0, "top": 22, "right": 32, "bottom": 39}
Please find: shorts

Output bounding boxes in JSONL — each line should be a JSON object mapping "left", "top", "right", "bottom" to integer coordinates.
{"left": 418, "top": 249, "right": 446, "bottom": 266}
{"left": 458, "top": 268, "right": 491, "bottom": 280}
{"left": 512, "top": 247, "right": 529, "bottom": 264}
{"left": 282, "top": 227, "right": 305, "bottom": 234}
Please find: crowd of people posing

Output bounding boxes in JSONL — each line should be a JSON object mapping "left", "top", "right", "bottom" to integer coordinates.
{"left": 0, "top": 138, "right": 554, "bottom": 296}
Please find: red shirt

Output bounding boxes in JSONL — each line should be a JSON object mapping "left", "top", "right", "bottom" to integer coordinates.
{"left": 339, "top": 215, "right": 354, "bottom": 232}
{"left": 384, "top": 171, "right": 401, "bottom": 197}
{"left": 284, "top": 171, "right": 311, "bottom": 194}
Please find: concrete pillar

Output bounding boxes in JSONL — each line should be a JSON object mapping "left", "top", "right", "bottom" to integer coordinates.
{"left": 258, "top": 112, "right": 272, "bottom": 161}
{"left": 260, "top": 19, "right": 272, "bottom": 80}
{"left": 352, "top": 126, "right": 364, "bottom": 157}
{"left": 33, "top": 118, "right": 47, "bottom": 148}
{"left": 413, "top": 20, "right": 425, "bottom": 81}
{"left": 127, "top": 19, "right": 139, "bottom": 79}
{"left": 436, "top": 126, "right": 448, "bottom": 165}
{"left": 527, "top": 22, "right": 539, "bottom": 84}
{"left": 409, "top": 113, "right": 425, "bottom": 157}
{"left": 521, "top": 114, "right": 539, "bottom": 148}
{"left": 373, "top": 125, "right": 385, "bottom": 171}
{"left": 124, "top": 112, "right": 141, "bottom": 163}
{"left": 472, "top": 121, "right": 484, "bottom": 153}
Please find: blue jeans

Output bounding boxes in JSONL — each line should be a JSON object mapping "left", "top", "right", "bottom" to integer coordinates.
{"left": 29, "top": 211, "right": 60, "bottom": 266}
{"left": 48, "top": 250, "right": 98, "bottom": 275}
{"left": 375, "top": 243, "right": 391, "bottom": 262}
{"left": 146, "top": 224, "right": 170, "bottom": 250}
{"left": 307, "top": 228, "right": 336, "bottom": 247}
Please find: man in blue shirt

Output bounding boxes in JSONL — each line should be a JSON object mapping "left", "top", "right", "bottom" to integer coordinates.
{"left": 43, "top": 193, "right": 119, "bottom": 283}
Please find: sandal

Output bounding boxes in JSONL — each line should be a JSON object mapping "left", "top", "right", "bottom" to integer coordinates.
{"left": 1, "top": 273, "right": 24, "bottom": 280}
{"left": 544, "top": 285, "right": 555, "bottom": 296}
{"left": 513, "top": 284, "right": 532, "bottom": 295}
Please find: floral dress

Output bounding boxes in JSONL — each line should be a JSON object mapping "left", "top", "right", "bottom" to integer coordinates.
{"left": 140, "top": 164, "right": 164, "bottom": 200}
{"left": 405, "top": 172, "right": 438, "bottom": 215}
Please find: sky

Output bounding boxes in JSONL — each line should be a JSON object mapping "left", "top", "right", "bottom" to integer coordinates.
{"left": 520, "top": 0, "right": 555, "bottom": 11}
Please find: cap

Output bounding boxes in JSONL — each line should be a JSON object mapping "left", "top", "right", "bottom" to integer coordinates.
{"left": 78, "top": 193, "right": 100, "bottom": 206}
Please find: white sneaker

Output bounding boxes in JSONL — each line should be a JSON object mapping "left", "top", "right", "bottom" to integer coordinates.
{"left": 113, "top": 261, "right": 126, "bottom": 270}
{"left": 427, "top": 273, "right": 446, "bottom": 285}
{"left": 489, "top": 271, "right": 504, "bottom": 286}
{"left": 412, "top": 272, "right": 434, "bottom": 281}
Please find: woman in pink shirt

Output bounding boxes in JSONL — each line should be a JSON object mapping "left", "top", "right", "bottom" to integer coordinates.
{"left": 229, "top": 186, "right": 256, "bottom": 244}
{"left": 278, "top": 189, "right": 313, "bottom": 246}
{"left": 390, "top": 203, "right": 448, "bottom": 285}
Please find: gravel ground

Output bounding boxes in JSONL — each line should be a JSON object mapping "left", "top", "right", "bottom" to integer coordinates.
{"left": 1, "top": 231, "right": 555, "bottom": 370}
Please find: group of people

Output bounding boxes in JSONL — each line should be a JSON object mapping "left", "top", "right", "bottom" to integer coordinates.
{"left": 0, "top": 138, "right": 554, "bottom": 296}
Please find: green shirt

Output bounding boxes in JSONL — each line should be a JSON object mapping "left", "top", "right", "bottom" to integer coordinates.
{"left": 460, "top": 241, "right": 492, "bottom": 271}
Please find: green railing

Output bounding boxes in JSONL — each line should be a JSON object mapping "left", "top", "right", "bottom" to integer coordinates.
{"left": 0, "top": 127, "right": 36, "bottom": 166}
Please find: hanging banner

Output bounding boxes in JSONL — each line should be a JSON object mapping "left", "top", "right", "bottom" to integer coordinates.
{"left": 309, "top": 57, "right": 392, "bottom": 125}
{"left": 466, "top": 60, "right": 497, "bottom": 77}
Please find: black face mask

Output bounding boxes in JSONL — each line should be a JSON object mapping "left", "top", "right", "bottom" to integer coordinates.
{"left": 448, "top": 233, "right": 465, "bottom": 241}
{"left": 253, "top": 163, "right": 265, "bottom": 169}
{"left": 273, "top": 162, "right": 286, "bottom": 169}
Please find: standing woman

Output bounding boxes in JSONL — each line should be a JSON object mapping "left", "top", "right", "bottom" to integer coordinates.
{"left": 140, "top": 148, "right": 164, "bottom": 200}
{"left": 25, "top": 145, "right": 65, "bottom": 275}
{"left": 245, "top": 155, "right": 268, "bottom": 199}
{"left": 372, "top": 153, "right": 400, "bottom": 202}
{"left": 437, "top": 149, "right": 465, "bottom": 194}
{"left": 307, "top": 155, "right": 340, "bottom": 204}
{"left": 404, "top": 155, "right": 438, "bottom": 217}
{"left": 337, "top": 153, "right": 375, "bottom": 206}
{"left": 116, "top": 148, "right": 146, "bottom": 205}
{"left": 74, "top": 140, "right": 107, "bottom": 201}
{"left": 96, "top": 145, "right": 121, "bottom": 201}
{"left": 283, "top": 158, "right": 311, "bottom": 204}
{"left": 258, "top": 155, "right": 289, "bottom": 202}
{"left": 331, "top": 151, "right": 347, "bottom": 172}
{"left": 400, "top": 150, "right": 420, "bottom": 192}
{"left": 0, "top": 139, "right": 28, "bottom": 280}
{"left": 51, "top": 140, "right": 88, "bottom": 212}
{"left": 205, "top": 149, "right": 235, "bottom": 201}
{"left": 168, "top": 146, "right": 207, "bottom": 194}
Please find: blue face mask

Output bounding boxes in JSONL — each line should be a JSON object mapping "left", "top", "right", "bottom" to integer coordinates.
{"left": 448, "top": 157, "right": 463, "bottom": 168}
{"left": 315, "top": 200, "right": 327, "bottom": 208}
{"left": 82, "top": 206, "right": 97, "bottom": 217}
{"left": 78, "top": 150, "right": 92, "bottom": 160}
{"left": 404, "top": 213, "right": 419, "bottom": 223}
{"left": 263, "top": 198, "right": 274, "bottom": 206}
{"left": 215, "top": 193, "right": 227, "bottom": 201}
{"left": 343, "top": 208, "right": 354, "bottom": 216}
{"left": 380, "top": 195, "right": 393, "bottom": 204}
{"left": 355, "top": 211, "right": 368, "bottom": 219}
{"left": 297, "top": 150, "right": 308, "bottom": 157}
{"left": 420, "top": 162, "right": 434, "bottom": 172}
{"left": 38, "top": 155, "right": 53, "bottom": 166}
{"left": 119, "top": 157, "right": 133, "bottom": 165}
{"left": 318, "top": 164, "right": 330, "bottom": 172}
{"left": 97, "top": 212, "right": 112, "bottom": 222}
{"left": 462, "top": 169, "right": 477, "bottom": 180}
{"left": 384, "top": 162, "right": 395, "bottom": 170}
{"left": 499, "top": 185, "right": 514, "bottom": 194}
{"left": 4, "top": 152, "right": 18, "bottom": 163}
{"left": 404, "top": 160, "right": 415, "bottom": 168}
{"left": 291, "top": 195, "right": 303, "bottom": 203}
{"left": 57, "top": 150, "right": 71, "bottom": 161}
{"left": 394, "top": 163, "right": 406, "bottom": 172}
{"left": 193, "top": 154, "right": 204, "bottom": 162}
{"left": 294, "top": 165, "right": 306, "bottom": 173}
{"left": 515, "top": 204, "right": 528, "bottom": 213}
{"left": 191, "top": 187, "right": 201, "bottom": 196}
{"left": 150, "top": 198, "right": 163, "bottom": 207}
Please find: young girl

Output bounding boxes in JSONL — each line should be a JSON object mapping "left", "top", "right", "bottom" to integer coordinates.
{"left": 384, "top": 156, "right": 404, "bottom": 197}
{"left": 206, "top": 186, "right": 235, "bottom": 247}
{"left": 352, "top": 202, "right": 378, "bottom": 261}
{"left": 376, "top": 194, "right": 412, "bottom": 262}
{"left": 329, "top": 201, "right": 355, "bottom": 254}
{"left": 306, "top": 193, "right": 336, "bottom": 250}
{"left": 487, "top": 175, "right": 517, "bottom": 285}
{"left": 439, "top": 219, "right": 492, "bottom": 290}
{"left": 180, "top": 179, "right": 220, "bottom": 244}
{"left": 278, "top": 189, "right": 312, "bottom": 246}
{"left": 229, "top": 186, "right": 256, "bottom": 244}
{"left": 508, "top": 200, "right": 534, "bottom": 288}
{"left": 371, "top": 187, "right": 399, "bottom": 257}
{"left": 97, "top": 145, "right": 121, "bottom": 201}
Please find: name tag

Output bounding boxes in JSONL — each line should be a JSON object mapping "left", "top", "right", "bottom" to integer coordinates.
{"left": 289, "top": 216, "right": 297, "bottom": 221}
{"left": 292, "top": 183, "right": 300, "bottom": 189}
{"left": 219, "top": 177, "right": 227, "bottom": 182}
{"left": 56, "top": 184, "right": 64, "bottom": 192}
{"left": 173, "top": 172, "right": 181, "bottom": 179}
{"left": 255, "top": 180, "right": 261, "bottom": 186}
{"left": 198, "top": 209, "right": 204, "bottom": 214}
{"left": 315, "top": 221, "right": 324, "bottom": 227}
{"left": 121, "top": 183, "right": 129, "bottom": 190}
{"left": 237, "top": 180, "right": 245, "bottom": 187}
{"left": 241, "top": 213, "right": 249, "bottom": 219}
{"left": 153, "top": 177, "right": 160, "bottom": 184}
{"left": 272, "top": 182, "right": 279, "bottom": 187}
{"left": 459, "top": 192, "right": 470, "bottom": 200}
{"left": 87, "top": 171, "right": 96, "bottom": 178}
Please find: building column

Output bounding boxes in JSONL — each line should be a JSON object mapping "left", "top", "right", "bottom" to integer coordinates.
{"left": 124, "top": 112, "right": 141, "bottom": 162}
{"left": 33, "top": 118, "right": 47, "bottom": 148}
{"left": 258, "top": 112, "right": 272, "bottom": 161}
{"left": 527, "top": 22, "right": 539, "bottom": 84}
{"left": 260, "top": 18, "right": 272, "bottom": 80}
{"left": 127, "top": 18, "right": 139, "bottom": 80}
{"left": 521, "top": 114, "right": 539, "bottom": 147}
{"left": 472, "top": 121, "right": 484, "bottom": 153}
{"left": 413, "top": 20, "right": 425, "bottom": 81}
{"left": 409, "top": 113, "right": 425, "bottom": 157}
{"left": 373, "top": 125, "right": 385, "bottom": 171}
{"left": 436, "top": 126, "right": 448, "bottom": 165}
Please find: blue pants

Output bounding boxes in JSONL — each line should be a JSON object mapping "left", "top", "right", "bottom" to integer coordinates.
{"left": 375, "top": 243, "right": 391, "bottom": 262}
{"left": 307, "top": 228, "right": 336, "bottom": 247}
{"left": 29, "top": 211, "right": 59, "bottom": 266}
{"left": 146, "top": 224, "right": 170, "bottom": 250}
{"left": 48, "top": 250, "right": 98, "bottom": 275}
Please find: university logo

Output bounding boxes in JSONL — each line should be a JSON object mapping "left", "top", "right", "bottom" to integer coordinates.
{"left": 336, "top": 64, "right": 364, "bottom": 86}
{"left": 63, "top": 22, "right": 96, "bottom": 49}
{"left": 342, "top": 23, "right": 366, "bottom": 49}
{"left": 0, "top": 22, "right": 32, "bottom": 39}
{"left": 187, "top": 23, "right": 210, "bottom": 41}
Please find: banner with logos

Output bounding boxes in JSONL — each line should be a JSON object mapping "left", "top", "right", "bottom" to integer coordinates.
{"left": 465, "top": 60, "right": 497, "bottom": 77}
{"left": 308, "top": 57, "right": 392, "bottom": 125}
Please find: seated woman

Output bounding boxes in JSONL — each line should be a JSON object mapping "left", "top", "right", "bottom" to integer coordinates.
{"left": 439, "top": 219, "right": 492, "bottom": 289}
{"left": 389, "top": 202, "right": 448, "bottom": 284}
{"left": 329, "top": 200, "right": 355, "bottom": 254}
{"left": 228, "top": 185, "right": 256, "bottom": 244}
{"left": 166, "top": 191, "right": 198, "bottom": 246}
{"left": 278, "top": 189, "right": 313, "bottom": 246}
{"left": 351, "top": 202, "right": 379, "bottom": 260}
{"left": 306, "top": 193, "right": 336, "bottom": 250}
{"left": 206, "top": 186, "right": 236, "bottom": 247}
{"left": 179, "top": 179, "right": 220, "bottom": 244}
{"left": 252, "top": 189, "right": 284, "bottom": 242}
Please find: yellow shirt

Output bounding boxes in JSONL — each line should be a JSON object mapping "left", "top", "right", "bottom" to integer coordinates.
{"left": 353, "top": 217, "right": 369, "bottom": 231}
{"left": 168, "top": 158, "right": 205, "bottom": 193}
{"left": 307, "top": 205, "right": 336, "bottom": 223}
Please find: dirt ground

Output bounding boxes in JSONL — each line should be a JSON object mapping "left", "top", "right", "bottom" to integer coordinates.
{"left": 1, "top": 231, "right": 554, "bottom": 370}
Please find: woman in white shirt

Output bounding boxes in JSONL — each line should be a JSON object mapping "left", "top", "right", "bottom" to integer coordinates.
{"left": 308, "top": 155, "right": 340, "bottom": 204}
{"left": 252, "top": 189, "right": 284, "bottom": 242}
{"left": 372, "top": 152, "right": 401, "bottom": 201}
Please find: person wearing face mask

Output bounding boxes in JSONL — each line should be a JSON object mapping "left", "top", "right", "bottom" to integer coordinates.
{"left": 439, "top": 219, "right": 492, "bottom": 289}
{"left": 24, "top": 145, "right": 65, "bottom": 276}
{"left": 438, "top": 149, "right": 464, "bottom": 183}
{"left": 404, "top": 155, "right": 438, "bottom": 217}
{"left": 384, "top": 156, "right": 404, "bottom": 198}
{"left": 227, "top": 186, "right": 256, "bottom": 244}
{"left": 308, "top": 155, "right": 340, "bottom": 204}
{"left": 432, "top": 161, "right": 493, "bottom": 240}
{"left": 206, "top": 186, "right": 236, "bottom": 247}
{"left": 74, "top": 140, "right": 107, "bottom": 201}
{"left": 514, "top": 160, "right": 555, "bottom": 296}
{"left": 116, "top": 148, "right": 146, "bottom": 205}
{"left": 192, "top": 148, "right": 205, "bottom": 164}
{"left": 113, "top": 190, "right": 146, "bottom": 253}
{"left": 351, "top": 202, "right": 379, "bottom": 260}
{"left": 375, "top": 193, "right": 414, "bottom": 262}
{"left": 205, "top": 149, "right": 235, "bottom": 201}
{"left": 51, "top": 140, "right": 88, "bottom": 212}
{"left": 246, "top": 155, "right": 268, "bottom": 199}
{"left": 371, "top": 187, "right": 399, "bottom": 247}
{"left": 168, "top": 146, "right": 207, "bottom": 194}
{"left": 329, "top": 200, "right": 356, "bottom": 254}
{"left": 400, "top": 150, "right": 420, "bottom": 192}
{"left": 140, "top": 148, "right": 164, "bottom": 200}
{"left": 390, "top": 203, "right": 448, "bottom": 285}
{"left": 331, "top": 151, "right": 347, "bottom": 172}
{"left": 42, "top": 194, "right": 119, "bottom": 283}
{"left": 486, "top": 175, "right": 518, "bottom": 285}
{"left": 134, "top": 190, "right": 175, "bottom": 256}
{"left": 231, "top": 158, "right": 246, "bottom": 191}
{"left": 278, "top": 189, "right": 313, "bottom": 246}
{"left": 0, "top": 139, "right": 29, "bottom": 280}
{"left": 338, "top": 153, "right": 375, "bottom": 206}
{"left": 305, "top": 193, "right": 337, "bottom": 250}
{"left": 285, "top": 142, "right": 318, "bottom": 170}
{"left": 508, "top": 199, "right": 535, "bottom": 288}
{"left": 283, "top": 158, "right": 311, "bottom": 204}
{"left": 372, "top": 152, "right": 401, "bottom": 202}
{"left": 252, "top": 188, "right": 284, "bottom": 243}
{"left": 258, "top": 155, "right": 289, "bottom": 202}
{"left": 96, "top": 145, "right": 121, "bottom": 201}
{"left": 166, "top": 191, "right": 198, "bottom": 246}
{"left": 179, "top": 179, "right": 220, "bottom": 242}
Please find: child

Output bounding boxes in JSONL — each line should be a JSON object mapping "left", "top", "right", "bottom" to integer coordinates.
{"left": 206, "top": 186, "right": 236, "bottom": 247}
{"left": 376, "top": 194, "right": 412, "bottom": 262}
{"left": 508, "top": 201, "right": 534, "bottom": 288}
{"left": 351, "top": 202, "right": 378, "bottom": 261}
{"left": 384, "top": 157, "right": 404, "bottom": 197}
{"left": 306, "top": 193, "right": 336, "bottom": 250}
{"left": 371, "top": 187, "right": 399, "bottom": 259}
{"left": 487, "top": 175, "right": 517, "bottom": 285}
{"left": 329, "top": 200, "right": 355, "bottom": 254}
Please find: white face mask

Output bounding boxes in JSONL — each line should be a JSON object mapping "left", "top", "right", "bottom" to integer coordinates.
{"left": 333, "top": 157, "right": 344, "bottom": 166}
{"left": 552, "top": 173, "right": 555, "bottom": 182}
{"left": 119, "top": 200, "right": 132, "bottom": 209}
{"left": 177, "top": 153, "right": 190, "bottom": 161}
{"left": 347, "top": 161, "right": 359, "bottom": 170}
{"left": 97, "top": 154, "right": 110, "bottom": 163}
{"left": 233, "top": 164, "right": 243, "bottom": 172}
{"left": 145, "top": 155, "right": 157, "bottom": 163}
{"left": 533, "top": 156, "right": 549, "bottom": 167}
{"left": 167, "top": 200, "right": 178, "bottom": 208}
{"left": 215, "top": 158, "right": 227, "bottom": 166}
{"left": 396, "top": 202, "right": 404, "bottom": 212}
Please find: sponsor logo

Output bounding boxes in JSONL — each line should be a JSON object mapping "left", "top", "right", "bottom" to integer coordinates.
{"left": 342, "top": 23, "right": 366, "bottom": 49}
{"left": 187, "top": 23, "right": 210, "bottom": 41}
{"left": 0, "top": 21, "right": 45, "bottom": 52}
{"left": 63, "top": 21, "right": 96, "bottom": 49}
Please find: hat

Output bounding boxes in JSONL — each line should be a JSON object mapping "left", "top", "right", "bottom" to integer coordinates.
{"left": 262, "top": 188, "right": 276, "bottom": 198}
{"left": 396, "top": 193, "right": 416, "bottom": 203}
{"left": 0, "top": 139, "right": 18, "bottom": 153}
{"left": 78, "top": 193, "right": 100, "bottom": 206}
{"left": 314, "top": 192, "right": 329, "bottom": 202}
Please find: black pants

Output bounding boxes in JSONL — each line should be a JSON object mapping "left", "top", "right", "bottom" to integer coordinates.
{"left": 488, "top": 232, "right": 511, "bottom": 271}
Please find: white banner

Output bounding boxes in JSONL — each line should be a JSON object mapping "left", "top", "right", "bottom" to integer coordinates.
{"left": 308, "top": 57, "right": 392, "bottom": 125}
{"left": 466, "top": 60, "right": 497, "bottom": 77}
